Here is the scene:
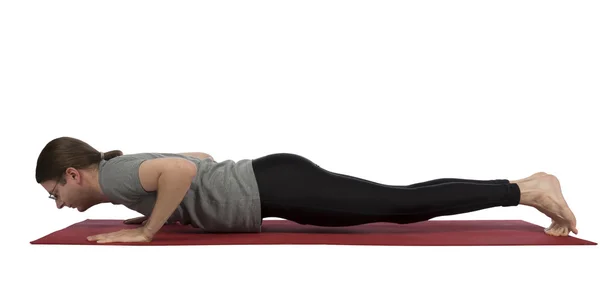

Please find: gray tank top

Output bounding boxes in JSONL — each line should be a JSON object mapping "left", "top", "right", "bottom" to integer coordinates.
{"left": 98, "top": 153, "right": 262, "bottom": 233}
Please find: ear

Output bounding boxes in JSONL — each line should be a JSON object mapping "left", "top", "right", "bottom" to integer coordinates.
{"left": 65, "top": 167, "right": 81, "bottom": 183}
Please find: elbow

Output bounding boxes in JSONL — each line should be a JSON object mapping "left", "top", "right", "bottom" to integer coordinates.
{"left": 182, "top": 159, "right": 198, "bottom": 179}
{"left": 170, "top": 158, "right": 198, "bottom": 181}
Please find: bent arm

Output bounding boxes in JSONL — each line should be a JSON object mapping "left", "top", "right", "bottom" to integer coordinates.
{"left": 137, "top": 157, "right": 197, "bottom": 238}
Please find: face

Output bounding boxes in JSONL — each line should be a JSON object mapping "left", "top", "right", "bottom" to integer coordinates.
{"left": 41, "top": 167, "right": 95, "bottom": 212}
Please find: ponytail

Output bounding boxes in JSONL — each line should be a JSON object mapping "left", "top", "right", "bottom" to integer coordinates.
{"left": 101, "top": 150, "right": 124, "bottom": 161}
{"left": 35, "top": 137, "right": 123, "bottom": 183}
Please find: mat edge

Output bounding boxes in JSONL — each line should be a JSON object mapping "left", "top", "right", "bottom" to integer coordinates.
{"left": 30, "top": 219, "right": 95, "bottom": 244}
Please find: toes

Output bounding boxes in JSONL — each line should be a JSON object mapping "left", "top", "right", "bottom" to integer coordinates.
{"left": 545, "top": 221, "right": 557, "bottom": 232}
{"left": 559, "top": 226, "right": 569, "bottom": 236}
{"left": 570, "top": 223, "right": 579, "bottom": 235}
{"left": 544, "top": 226, "right": 558, "bottom": 236}
{"left": 552, "top": 227, "right": 564, "bottom": 236}
{"left": 544, "top": 223, "right": 574, "bottom": 237}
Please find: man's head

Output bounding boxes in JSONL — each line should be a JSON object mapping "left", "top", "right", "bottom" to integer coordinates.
{"left": 36, "top": 136, "right": 122, "bottom": 211}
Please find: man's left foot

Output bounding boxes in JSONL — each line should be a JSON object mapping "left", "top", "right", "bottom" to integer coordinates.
{"left": 526, "top": 174, "right": 578, "bottom": 236}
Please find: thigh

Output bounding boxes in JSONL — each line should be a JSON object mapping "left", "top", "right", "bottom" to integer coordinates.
{"left": 251, "top": 153, "right": 412, "bottom": 216}
{"left": 252, "top": 152, "right": 325, "bottom": 203}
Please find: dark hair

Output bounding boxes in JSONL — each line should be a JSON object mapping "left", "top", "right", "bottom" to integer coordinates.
{"left": 35, "top": 136, "right": 123, "bottom": 184}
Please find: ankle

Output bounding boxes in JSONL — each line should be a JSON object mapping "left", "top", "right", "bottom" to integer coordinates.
{"left": 517, "top": 181, "right": 541, "bottom": 207}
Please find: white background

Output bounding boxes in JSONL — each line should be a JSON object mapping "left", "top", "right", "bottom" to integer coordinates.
{"left": 1, "top": 1, "right": 598, "bottom": 285}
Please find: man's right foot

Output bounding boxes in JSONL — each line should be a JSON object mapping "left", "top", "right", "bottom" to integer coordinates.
{"left": 518, "top": 174, "right": 578, "bottom": 236}
{"left": 510, "top": 172, "right": 548, "bottom": 184}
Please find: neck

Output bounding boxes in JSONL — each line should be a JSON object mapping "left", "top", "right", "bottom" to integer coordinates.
{"left": 83, "top": 168, "right": 111, "bottom": 203}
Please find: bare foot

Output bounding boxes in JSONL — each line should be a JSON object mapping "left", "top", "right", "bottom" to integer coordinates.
{"left": 518, "top": 174, "right": 578, "bottom": 236}
{"left": 544, "top": 220, "right": 572, "bottom": 236}
{"left": 510, "top": 172, "right": 548, "bottom": 184}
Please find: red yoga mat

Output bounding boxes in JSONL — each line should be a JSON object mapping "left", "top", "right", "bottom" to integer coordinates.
{"left": 30, "top": 219, "right": 597, "bottom": 246}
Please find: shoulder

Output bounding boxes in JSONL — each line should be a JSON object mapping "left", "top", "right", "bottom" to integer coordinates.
{"left": 102, "top": 152, "right": 200, "bottom": 166}
{"left": 98, "top": 154, "right": 149, "bottom": 203}
{"left": 98, "top": 153, "right": 198, "bottom": 203}
{"left": 99, "top": 153, "right": 154, "bottom": 178}
{"left": 137, "top": 155, "right": 198, "bottom": 192}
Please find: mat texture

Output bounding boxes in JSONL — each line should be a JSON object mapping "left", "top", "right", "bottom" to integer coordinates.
{"left": 30, "top": 219, "right": 597, "bottom": 246}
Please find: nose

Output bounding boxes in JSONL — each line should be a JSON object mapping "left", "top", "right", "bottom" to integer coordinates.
{"left": 56, "top": 199, "right": 64, "bottom": 209}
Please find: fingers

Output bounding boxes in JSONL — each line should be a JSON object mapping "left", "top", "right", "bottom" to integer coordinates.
{"left": 87, "top": 234, "right": 104, "bottom": 241}
{"left": 88, "top": 233, "right": 122, "bottom": 243}
{"left": 86, "top": 228, "right": 151, "bottom": 244}
{"left": 92, "top": 234, "right": 123, "bottom": 244}
{"left": 96, "top": 237, "right": 118, "bottom": 244}
{"left": 87, "top": 229, "right": 126, "bottom": 242}
{"left": 87, "top": 233, "right": 110, "bottom": 241}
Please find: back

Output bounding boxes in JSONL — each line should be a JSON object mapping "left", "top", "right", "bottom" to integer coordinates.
{"left": 98, "top": 152, "right": 263, "bottom": 233}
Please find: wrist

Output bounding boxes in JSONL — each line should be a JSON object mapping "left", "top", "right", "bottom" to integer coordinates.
{"left": 141, "top": 224, "right": 157, "bottom": 239}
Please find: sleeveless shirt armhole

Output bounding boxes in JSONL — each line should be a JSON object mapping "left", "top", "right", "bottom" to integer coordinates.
{"left": 134, "top": 159, "right": 151, "bottom": 193}
{"left": 99, "top": 157, "right": 153, "bottom": 204}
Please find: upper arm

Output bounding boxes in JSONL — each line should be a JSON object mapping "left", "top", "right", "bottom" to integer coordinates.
{"left": 138, "top": 157, "right": 197, "bottom": 192}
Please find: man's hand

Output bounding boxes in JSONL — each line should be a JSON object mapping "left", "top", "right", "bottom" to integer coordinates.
{"left": 87, "top": 227, "right": 153, "bottom": 244}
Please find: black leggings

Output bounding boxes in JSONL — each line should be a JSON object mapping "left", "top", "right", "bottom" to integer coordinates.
{"left": 251, "top": 153, "right": 521, "bottom": 226}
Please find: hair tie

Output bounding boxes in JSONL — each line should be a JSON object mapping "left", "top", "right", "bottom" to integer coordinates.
{"left": 100, "top": 152, "right": 104, "bottom": 160}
